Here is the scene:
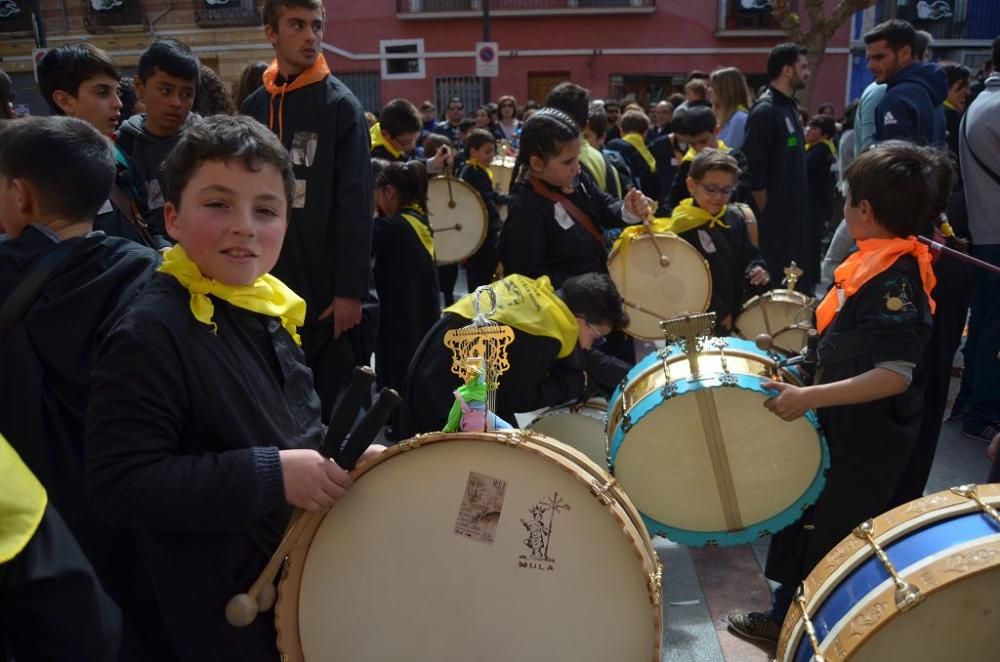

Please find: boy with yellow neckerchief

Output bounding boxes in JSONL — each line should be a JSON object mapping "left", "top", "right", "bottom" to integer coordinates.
{"left": 86, "top": 116, "right": 382, "bottom": 661}
{"left": 624, "top": 149, "right": 768, "bottom": 333}
{"left": 606, "top": 109, "right": 661, "bottom": 202}
{"left": 728, "top": 141, "right": 941, "bottom": 645}
{"left": 460, "top": 128, "right": 506, "bottom": 292}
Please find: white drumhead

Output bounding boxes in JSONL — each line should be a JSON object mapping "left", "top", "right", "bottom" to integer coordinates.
{"left": 291, "top": 435, "right": 658, "bottom": 661}
{"left": 608, "top": 233, "right": 711, "bottom": 339}
{"left": 736, "top": 292, "right": 813, "bottom": 355}
{"left": 427, "top": 177, "right": 488, "bottom": 264}
{"left": 614, "top": 388, "right": 821, "bottom": 533}
{"left": 527, "top": 401, "right": 608, "bottom": 469}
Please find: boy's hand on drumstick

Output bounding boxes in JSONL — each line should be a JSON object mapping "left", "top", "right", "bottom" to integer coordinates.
{"left": 429, "top": 145, "right": 452, "bottom": 172}
{"left": 762, "top": 380, "right": 812, "bottom": 421}
{"left": 279, "top": 449, "right": 353, "bottom": 512}
{"left": 624, "top": 189, "right": 655, "bottom": 221}
{"left": 747, "top": 266, "right": 770, "bottom": 286}
{"left": 988, "top": 433, "right": 1000, "bottom": 464}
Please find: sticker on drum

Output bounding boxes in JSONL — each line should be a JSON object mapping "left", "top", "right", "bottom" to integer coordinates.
{"left": 736, "top": 289, "right": 815, "bottom": 355}
{"left": 426, "top": 177, "right": 488, "bottom": 265}
{"left": 275, "top": 431, "right": 662, "bottom": 662}
{"left": 607, "top": 231, "right": 712, "bottom": 340}
{"left": 526, "top": 399, "right": 609, "bottom": 469}
{"left": 778, "top": 484, "right": 1000, "bottom": 662}
{"left": 607, "top": 337, "right": 829, "bottom": 546}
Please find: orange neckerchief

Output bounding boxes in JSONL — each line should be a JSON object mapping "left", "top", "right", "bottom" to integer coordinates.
{"left": 816, "top": 237, "right": 937, "bottom": 334}
{"left": 262, "top": 56, "right": 331, "bottom": 141}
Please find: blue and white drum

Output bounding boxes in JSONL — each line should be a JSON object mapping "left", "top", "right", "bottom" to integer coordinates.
{"left": 777, "top": 484, "right": 1000, "bottom": 662}
{"left": 607, "top": 336, "right": 829, "bottom": 546}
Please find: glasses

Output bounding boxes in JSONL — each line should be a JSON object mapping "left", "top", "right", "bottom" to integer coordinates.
{"left": 578, "top": 317, "right": 607, "bottom": 347}
{"left": 698, "top": 183, "right": 736, "bottom": 198}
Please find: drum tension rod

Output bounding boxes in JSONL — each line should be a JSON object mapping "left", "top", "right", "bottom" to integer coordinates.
{"left": 852, "top": 519, "right": 924, "bottom": 612}
{"left": 794, "top": 585, "right": 826, "bottom": 662}
{"left": 950, "top": 484, "right": 1000, "bottom": 528}
{"left": 648, "top": 561, "right": 663, "bottom": 607}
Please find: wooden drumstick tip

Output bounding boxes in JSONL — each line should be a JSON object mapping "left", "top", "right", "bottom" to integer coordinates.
{"left": 225, "top": 593, "right": 258, "bottom": 627}
{"left": 256, "top": 583, "right": 277, "bottom": 613}
{"left": 755, "top": 333, "right": 774, "bottom": 352}
{"left": 448, "top": 200, "right": 457, "bottom": 209}
{"left": 658, "top": 255, "right": 671, "bottom": 268}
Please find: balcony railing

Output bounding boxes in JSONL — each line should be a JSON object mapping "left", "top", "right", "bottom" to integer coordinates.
{"left": 397, "top": 0, "right": 656, "bottom": 16}
{"left": 196, "top": 0, "right": 261, "bottom": 28}
{"left": 85, "top": 0, "right": 146, "bottom": 30}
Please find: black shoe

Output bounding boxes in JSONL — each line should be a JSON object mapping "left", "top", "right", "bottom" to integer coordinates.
{"left": 962, "top": 422, "right": 1000, "bottom": 444}
{"left": 727, "top": 611, "right": 780, "bottom": 644}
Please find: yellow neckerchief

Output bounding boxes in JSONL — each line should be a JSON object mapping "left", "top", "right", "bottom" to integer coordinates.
{"left": 816, "top": 237, "right": 936, "bottom": 334}
{"left": 580, "top": 141, "right": 622, "bottom": 198}
{"left": 943, "top": 99, "right": 957, "bottom": 111}
{"left": 370, "top": 122, "right": 402, "bottom": 160}
{"left": 806, "top": 138, "right": 837, "bottom": 155}
{"left": 683, "top": 139, "right": 730, "bottom": 163}
{"left": 0, "top": 433, "right": 47, "bottom": 564}
{"left": 623, "top": 132, "right": 656, "bottom": 172}
{"left": 158, "top": 244, "right": 306, "bottom": 346}
{"left": 262, "top": 56, "right": 331, "bottom": 141}
{"left": 737, "top": 104, "right": 748, "bottom": 112}
{"left": 661, "top": 198, "right": 731, "bottom": 234}
{"left": 467, "top": 158, "right": 494, "bottom": 182}
{"left": 398, "top": 204, "right": 435, "bottom": 260}
{"left": 445, "top": 274, "right": 579, "bottom": 358}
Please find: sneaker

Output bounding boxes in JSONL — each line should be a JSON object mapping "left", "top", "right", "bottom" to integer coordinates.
{"left": 727, "top": 611, "right": 780, "bottom": 644}
{"left": 962, "top": 422, "right": 1000, "bottom": 444}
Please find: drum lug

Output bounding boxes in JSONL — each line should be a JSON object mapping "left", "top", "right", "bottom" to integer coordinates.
{"left": 281, "top": 555, "right": 291, "bottom": 580}
{"left": 590, "top": 477, "right": 619, "bottom": 506}
{"left": 399, "top": 435, "right": 426, "bottom": 452}
{"left": 718, "top": 373, "right": 739, "bottom": 387}
{"left": 852, "top": 519, "right": 924, "bottom": 612}
{"left": 794, "top": 585, "right": 827, "bottom": 662}
{"left": 950, "top": 484, "right": 1000, "bottom": 529}
{"left": 647, "top": 561, "right": 663, "bottom": 607}
{"left": 620, "top": 414, "right": 632, "bottom": 433}
{"left": 660, "top": 382, "right": 678, "bottom": 400}
{"left": 500, "top": 429, "right": 531, "bottom": 446}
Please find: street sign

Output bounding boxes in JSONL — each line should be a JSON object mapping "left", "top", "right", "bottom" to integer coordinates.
{"left": 475, "top": 42, "right": 499, "bottom": 78}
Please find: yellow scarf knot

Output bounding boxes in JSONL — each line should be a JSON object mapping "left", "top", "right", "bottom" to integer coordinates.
{"left": 157, "top": 245, "right": 307, "bottom": 346}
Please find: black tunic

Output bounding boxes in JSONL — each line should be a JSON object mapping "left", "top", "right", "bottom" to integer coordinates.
{"left": 459, "top": 162, "right": 504, "bottom": 291}
{"left": 662, "top": 148, "right": 753, "bottom": 214}
{"left": 605, "top": 137, "right": 661, "bottom": 201}
{"left": 676, "top": 205, "right": 767, "bottom": 328}
{"left": 765, "top": 255, "right": 932, "bottom": 587}
{"left": 742, "top": 86, "right": 811, "bottom": 292}
{"left": 86, "top": 274, "right": 325, "bottom": 662}
{"left": 372, "top": 208, "right": 441, "bottom": 396}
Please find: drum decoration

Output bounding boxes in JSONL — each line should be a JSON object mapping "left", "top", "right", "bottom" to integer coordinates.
{"left": 426, "top": 175, "right": 489, "bottom": 265}
{"left": 607, "top": 226, "right": 712, "bottom": 340}
{"left": 736, "top": 263, "right": 816, "bottom": 355}
{"left": 526, "top": 398, "right": 610, "bottom": 469}
{"left": 607, "top": 313, "right": 829, "bottom": 546}
{"left": 778, "top": 484, "right": 1000, "bottom": 662}
{"left": 274, "top": 431, "right": 663, "bottom": 662}
{"left": 443, "top": 286, "right": 515, "bottom": 433}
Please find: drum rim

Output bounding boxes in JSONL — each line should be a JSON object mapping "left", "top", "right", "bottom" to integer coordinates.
{"left": 777, "top": 485, "right": 1000, "bottom": 661}
{"left": 607, "top": 231, "right": 713, "bottom": 340}
{"left": 735, "top": 289, "right": 816, "bottom": 354}
{"left": 426, "top": 176, "right": 490, "bottom": 266}
{"left": 275, "top": 430, "right": 662, "bottom": 661}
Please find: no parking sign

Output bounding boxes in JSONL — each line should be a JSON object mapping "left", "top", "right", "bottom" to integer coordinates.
{"left": 475, "top": 42, "right": 499, "bottom": 78}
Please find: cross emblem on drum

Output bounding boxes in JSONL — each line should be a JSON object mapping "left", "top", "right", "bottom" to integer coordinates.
{"left": 659, "top": 312, "right": 716, "bottom": 376}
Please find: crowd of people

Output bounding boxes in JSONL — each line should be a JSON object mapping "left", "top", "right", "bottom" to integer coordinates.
{"left": 0, "top": 0, "right": 998, "bottom": 657}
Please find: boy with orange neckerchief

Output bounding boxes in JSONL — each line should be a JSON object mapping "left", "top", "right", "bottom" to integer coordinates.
{"left": 728, "top": 141, "right": 944, "bottom": 644}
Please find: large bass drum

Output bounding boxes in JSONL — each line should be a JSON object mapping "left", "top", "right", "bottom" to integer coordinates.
{"left": 777, "top": 484, "right": 1000, "bottom": 662}
{"left": 736, "top": 289, "right": 815, "bottom": 355}
{"left": 607, "top": 337, "right": 829, "bottom": 546}
{"left": 607, "top": 231, "right": 712, "bottom": 340}
{"left": 526, "top": 398, "right": 609, "bottom": 470}
{"left": 275, "top": 431, "right": 662, "bottom": 662}
{"left": 426, "top": 176, "right": 488, "bottom": 265}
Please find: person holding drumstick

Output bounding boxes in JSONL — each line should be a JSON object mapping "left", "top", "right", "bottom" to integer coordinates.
{"left": 460, "top": 129, "right": 507, "bottom": 292}
{"left": 86, "top": 116, "right": 383, "bottom": 661}
{"left": 370, "top": 98, "right": 452, "bottom": 174}
{"left": 729, "top": 141, "right": 945, "bottom": 645}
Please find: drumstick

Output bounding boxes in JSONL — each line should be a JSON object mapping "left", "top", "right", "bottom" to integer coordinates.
{"left": 623, "top": 298, "right": 673, "bottom": 323}
{"left": 918, "top": 235, "right": 1000, "bottom": 275}
{"left": 445, "top": 168, "right": 457, "bottom": 209}
{"left": 640, "top": 200, "right": 671, "bottom": 268}
{"left": 429, "top": 223, "right": 464, "bottom": 233}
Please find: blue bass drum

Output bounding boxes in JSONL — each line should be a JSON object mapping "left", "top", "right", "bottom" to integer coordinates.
{"left": 777, "top": 484, "right": 1000, "bottom": 662}
{"left": 607, "top": 336, "right": 829, "bottom": 546}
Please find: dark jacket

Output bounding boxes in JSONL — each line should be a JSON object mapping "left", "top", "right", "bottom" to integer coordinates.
{"left": 95, "top": 146, "right": 171, "bottom": 249}
{"left": 86, "top": 274, "right": 325, "bottom": 661}
{"left": 242, "top": 74, "right": 373, "bottom": 318}
{"left": 875, "top": 61, "right": 948, "bottom": 146}
{"left": 605, "top": 136, "right": 661, "bottom": 201}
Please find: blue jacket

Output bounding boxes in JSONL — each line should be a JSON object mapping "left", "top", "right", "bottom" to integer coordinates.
{"left": 875, "top": 61, "right": 948, "bottom": 146}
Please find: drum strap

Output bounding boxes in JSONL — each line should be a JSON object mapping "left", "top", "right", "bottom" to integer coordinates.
{"left": 528, "top": 176, "right": 605, "bottom": 247}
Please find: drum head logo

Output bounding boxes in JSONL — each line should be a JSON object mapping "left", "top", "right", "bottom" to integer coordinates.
{"left": 454, "top": 471, "right": 507, "bottom": 545}
{"left": 519, "top": 492, "right": 571, "bottom": 571}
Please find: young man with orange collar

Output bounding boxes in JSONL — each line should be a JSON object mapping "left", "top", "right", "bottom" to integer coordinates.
{"left": 242, "top": 0, "right": 374, "bottom": 417}
{"left": 728, "top": 142, "right": 942, "bottom": 645}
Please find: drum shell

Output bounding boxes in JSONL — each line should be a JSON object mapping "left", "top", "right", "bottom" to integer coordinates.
{"left": 777, "top": 485, "right": 1000, "bottom": 662}
{"left": 275, "top": 431, "right": 662, "bottom": 662}
{"left": 736, "top": 289, "right": 815, "bottom": 355}
{"left": 607, "top": 337, "right": 828, "bottom": 546}
{"left": 607, "top": 231, "right": 712, "bottom": 340}
{"left": 426, "top": 177, "right": 489, "bottom": 265}
{"left": 526, "top": 399, "right": 609, "bottom": 470}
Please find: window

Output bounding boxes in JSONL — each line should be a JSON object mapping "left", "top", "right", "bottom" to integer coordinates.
{"left": 333, "top": 71, "right": 381, "bottom": 113}
{"left": 196, "top": 0, "right": 261, "bottom": 27}
{"left": 380, "top": 39, "right": 426, "bottom": 80}
{"left": 0, "top": 0, "right": 34, "bottom": 33}
{"left": 718, "top": 0, "right": 792, "bottom": 33}
{"left": 434, "top": 76, "right": 484, "bottom": 115}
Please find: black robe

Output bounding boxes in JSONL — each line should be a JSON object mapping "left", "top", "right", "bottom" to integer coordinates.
{"left": 605, "top": 137, "right": 661, "bottom": 202}
{"left": 372, "top": 208, "right": 441, "bottom": 398}
{"left": 0, "top": 226, "right": 163, "bottom": 657}
{"left": 742, "top": 86, "right": 812, "bottom": 292}
{"left": 765, "top": 255, "right": 932, "bottom": 587}
{"left": 86, "top": 274, "right": 326, "bottom": 662}
{"left": 459, "top": 162, "right": 504, "bottom": 291}
{"left": 662, "top": 148, "right": 753, "bottom": 215}
{"left": 676, "top": 205, "right": 767, "bottom": 329}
